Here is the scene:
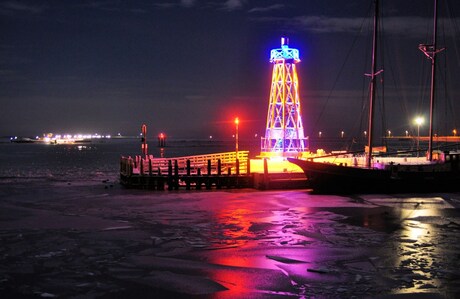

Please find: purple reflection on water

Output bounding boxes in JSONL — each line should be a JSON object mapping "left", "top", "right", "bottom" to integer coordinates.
{"left": 2, "top": 169, "right": 460, "bottom": 298}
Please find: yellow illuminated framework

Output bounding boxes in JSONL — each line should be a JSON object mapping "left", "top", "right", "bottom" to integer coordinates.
{"left": 261, "top": 37, "right": 308, "bottom": 157}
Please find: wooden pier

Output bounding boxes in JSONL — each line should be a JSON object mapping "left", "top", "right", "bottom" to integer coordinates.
{"left": 120, "top": 151, "right": 254, "bottom": 190}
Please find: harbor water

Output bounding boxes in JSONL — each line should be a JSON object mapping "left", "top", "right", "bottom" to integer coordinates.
{"left": 0, "top": 138, "right": 261, "bottom": 183}
{"left": 1, "top": 138, "right": 460, "bottom": 298}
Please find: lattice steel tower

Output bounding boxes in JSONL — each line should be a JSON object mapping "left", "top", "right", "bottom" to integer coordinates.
{"left": 261, "top": 37, "right": 308, "bottom": 157}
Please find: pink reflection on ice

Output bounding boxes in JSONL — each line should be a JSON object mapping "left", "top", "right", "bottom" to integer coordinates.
{"left": 201, "top": 199, "right": 321, "bottom": 297}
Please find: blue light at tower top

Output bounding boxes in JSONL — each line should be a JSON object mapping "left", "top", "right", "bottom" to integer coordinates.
{"left": 270, "top": 37, "right": 300, "bottom": 63}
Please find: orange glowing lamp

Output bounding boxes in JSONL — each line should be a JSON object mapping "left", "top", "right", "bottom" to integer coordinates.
{"left": 234, "top": 117, "right": 239, "bottom": 157}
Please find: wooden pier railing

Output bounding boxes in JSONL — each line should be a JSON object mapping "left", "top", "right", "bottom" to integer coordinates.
{"left": 120, "top": 151, "right": 252, "bottom": 190}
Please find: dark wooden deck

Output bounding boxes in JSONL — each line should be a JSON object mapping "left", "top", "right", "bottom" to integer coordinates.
{"left": 120, "top": 151, "right": 254, "bottom": 190}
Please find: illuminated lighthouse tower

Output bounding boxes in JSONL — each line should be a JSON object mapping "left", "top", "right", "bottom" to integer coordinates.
{"left": 261, "top": 37, "right": 308, "bottom": 157}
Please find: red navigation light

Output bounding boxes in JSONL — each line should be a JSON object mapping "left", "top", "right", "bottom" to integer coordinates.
{"left": 158, "top": 132, "right": 166, "bottom": 147}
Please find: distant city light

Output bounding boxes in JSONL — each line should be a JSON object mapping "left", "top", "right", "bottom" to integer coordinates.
{"left": 35, "top": 133, "right": 111, "bottom": 144}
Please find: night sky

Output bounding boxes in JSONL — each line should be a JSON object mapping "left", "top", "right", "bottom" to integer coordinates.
{"left": 1, "top": 0, "right": 459, "bottom": 140}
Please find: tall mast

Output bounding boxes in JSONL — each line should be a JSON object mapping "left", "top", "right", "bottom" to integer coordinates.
{"left": 366, "top": 0, "right": 379, "bottom": 168}
{"left": 419, "top": 0, "right": 443, "bottom": 161}
{"left": 428, "top": 0, "right": 438, "bottom": 161}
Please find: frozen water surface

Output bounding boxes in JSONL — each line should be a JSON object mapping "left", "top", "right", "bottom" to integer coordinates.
{"left": 0, "top": 142, "right": 459, "bottom": 298}
{"left": 2, "top": 180, "right": 460, "bottom": 298}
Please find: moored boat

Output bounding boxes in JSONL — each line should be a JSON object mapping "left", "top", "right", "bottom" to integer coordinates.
{"left": 288, "top": 151, "right": 460, "bottom": 193}
{"left": 288, "top": 0, "right": 460, "bottom": 193}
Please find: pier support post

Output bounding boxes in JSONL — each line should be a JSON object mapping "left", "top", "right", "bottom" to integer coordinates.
{"left": 217, "top": 159, "right": 222, "bottom": 189}
{"left": 174, "top": 160, "right": 179, "bottom": 190}
{"left": 128, "top": 157, "right": 134, "bottom": 176}
{"left": 196, "top": 168, "right": 202, "bottom": 190}
{"left": 236, "top": 158, "right": 240, "bottom": 175}
{"left": 157, "top": 177, "right": 165, "bottom": 191}
{"left": 227, "top": 167, "right": 232, "bottom": 188}
{"left": 206, "top": 160, "right": 212, "bottom": 189}
{"left": 140, "top": 158, "right": 145, "bottom": 175}
{"left": 186, "top": 159, "right": 191, "bottom": 190}
{"left": 167, "top": 160, "right": 173, "bottom": 190}
{"left": 263, "top": 158, "right": 269, "bottom": 190}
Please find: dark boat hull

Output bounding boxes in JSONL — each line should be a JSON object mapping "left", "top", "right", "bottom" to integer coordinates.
{"left": 288, "top": 156, "right": 460, "bottom": 194}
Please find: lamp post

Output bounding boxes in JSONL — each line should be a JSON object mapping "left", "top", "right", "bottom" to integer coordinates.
{"left": 141, "top": 124, "right": 147, "bottom": 157}
{"left": 234, "top": 117, "right": 239, "bottom": 158}
{"left": 415, "top": 117, "right": 424, "bottom": 157}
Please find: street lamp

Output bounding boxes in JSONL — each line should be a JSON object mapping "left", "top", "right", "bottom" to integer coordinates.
{"left": 234, "top": 117, "right": 239, "bottom": 158}
{"left": 414, "top": 116, "right": 424, "bottom": 157}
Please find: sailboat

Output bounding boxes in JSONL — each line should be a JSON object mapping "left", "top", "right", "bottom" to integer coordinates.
{"left": 288, "top": 0, "right": 460, "bottom": 193}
